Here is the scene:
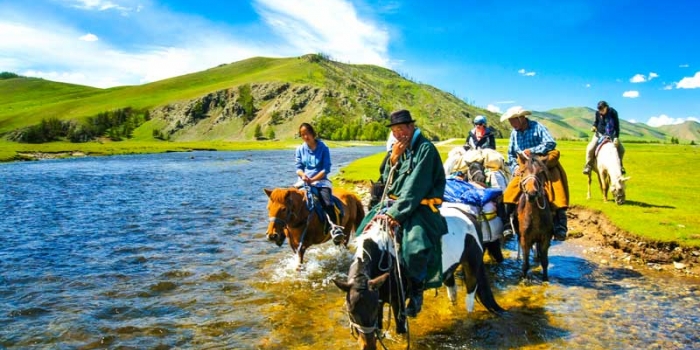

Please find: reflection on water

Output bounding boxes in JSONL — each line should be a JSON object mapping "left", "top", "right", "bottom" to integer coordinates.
{"left": 1, "top": 148, "right": 699, "bottom": 349}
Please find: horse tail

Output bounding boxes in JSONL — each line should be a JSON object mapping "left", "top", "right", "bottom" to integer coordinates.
{"left": 353, "top": 193, "right": 366, "bottom": 233}
{"left": 463, "top": 234, "right": 504, "bottom": 313}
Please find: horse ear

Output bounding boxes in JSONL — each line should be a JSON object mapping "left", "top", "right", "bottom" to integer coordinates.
{"left": 263, "top": 188, "right": 273, "bottom": 198}
{"left": 370, "top": 179, "right": 375, "bottom": 185}
{"left": 368, "top": 273, "right": 390, "bottom": 291}
{"left": 621, "top": 176, "right": 631, "bottom": 182}
{"left": 333, "top": 278, "right": 352, "bottom": 292}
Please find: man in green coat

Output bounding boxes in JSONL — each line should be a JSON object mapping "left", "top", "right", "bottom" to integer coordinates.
{"left": 377, "top": 109, "right": 448, "bottom": 317}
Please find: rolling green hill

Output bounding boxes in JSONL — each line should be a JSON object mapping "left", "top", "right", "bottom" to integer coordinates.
{"left": 539, "top": 107, "right": 683, "bottom": 142}
{"left": 0, "top": 55, "right": 501, "bottom": 142}
{"left": 1, "top": 55, "right": 695, "bottom": 143}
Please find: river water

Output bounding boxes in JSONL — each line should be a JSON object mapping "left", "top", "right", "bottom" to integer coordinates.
{"left": 1, "top": 147, "right": 698, "bottom": 349}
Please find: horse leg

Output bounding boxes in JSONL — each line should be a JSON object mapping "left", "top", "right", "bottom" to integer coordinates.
{"left": 587, "top": 173, "right": 592, "bottom": 200}
{"left": 520, "top": 240, "right": 531, "bottom": 280}
{"left": 442, "top": 271, "right": 458, "bottom": 305}
{"left": 296, "top": 246, "right": 306, "bottom": 270}
{"left": 537, "top": 241, "right": 550, "bottom": 282}
{"left": 485, "top": 240, "right": 504, "bottom": 263}
{"left": 391, "top": 292, "right": 407, "bottom": 334}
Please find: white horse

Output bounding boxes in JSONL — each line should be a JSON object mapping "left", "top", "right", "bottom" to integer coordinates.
{"left": 587, "top": 139, "right": 630, "bottom": 205}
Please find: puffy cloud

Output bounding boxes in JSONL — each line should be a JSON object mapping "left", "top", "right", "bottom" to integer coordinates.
{"left": 518, "top": 68, "right": 535, "bottom": 77}
{"left": 663, "top": 84, "right": 673, "bottom": 90}
{"left": 630, "top": 74, "right": 646, "bottom": 83}
{"left": 622, "top": 90, "right": 639, "bottom": 98}
{"left": 647, "top": 115, "right": 700, "bottom": 127}
{"left": 79, "top": 33, "right": 98, "bottom": 41}
{"left": 679, "top": 64, "right": 689, "bottom": 68}
{"left": 585, "top": 83, "right": 591, "bottom": 88}
{"left": 676, "top": 71, "right": 700, "bottom": 89}
{"left": 486, "top": 104, "right": 501, "bottom": 113}
{"left": 630, "top": 72, "right": 659, "bottom": 83}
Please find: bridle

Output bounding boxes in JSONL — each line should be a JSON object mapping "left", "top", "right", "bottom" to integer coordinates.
{"left": 519, "top": 171, "right": 547, "bottom": 210}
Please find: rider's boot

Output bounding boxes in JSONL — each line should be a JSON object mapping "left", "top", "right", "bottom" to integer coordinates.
{"left": 582, "top": 163, "right": 593, "bottom": 175}
{"left": 405, "top": 278, "right": 424, "bottom": 318}
{"left": 326, "top": 211, "right": 345, "bottom": 245}
{"left": 553, "top": 208, "right": 568, "bottom": 241}
{"left": 502, "top": 203, "right": 517, "bottom": 239}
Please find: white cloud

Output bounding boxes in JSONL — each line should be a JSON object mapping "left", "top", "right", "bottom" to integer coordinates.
{"left": 518, "top": 68, "right": 535, "bottom": 76}
{"left": 0, "top": 0, "right": 391, "bottom": 88}
{"left": 630, "top": 72, "right": 658, "bottom": 83}
{"left": 486, "top": 104, "right": 501, "bottom": 113}
{"left": 679, "top": 64, "right": 689, "bottom": 68}
{"left": 647, "top": 115, "right": 700, "bottom": 127}
{"left": 66, "top": 0, "right": 131, "bottom": 12}
{"left": 676, "top": 71, "right": 700, "bottom": 89}
{"left": 79, "top": 33, "right": 98, "bottom": 41}
{"left": 254, "top": 0, "right": 390, "bottom": 68}
{"left": 663, "top": 84, "right": 673, "bottom": 90}
{"left": 628, "top": 119, "right": 638, "bottom": 124}
{"left": 630, "top": 74, "right": 646, "bottom": 83}
{"left": 495, "top": 100, "right": 515, "bottom": 104}
{"left": 622, "top": 90, "right": 639, "bottom": 98}
{"left": 585, "top": 83, "right": 591, "bottom": 88}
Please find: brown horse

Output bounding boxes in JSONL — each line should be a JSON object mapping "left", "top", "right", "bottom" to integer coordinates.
{"left": 264, "top": 187, "right": 365, "bottom": 267}
{"left": 516, "top": 153, "right": 553, "bottom": 281}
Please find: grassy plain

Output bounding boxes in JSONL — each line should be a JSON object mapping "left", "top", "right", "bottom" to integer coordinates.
{"left": 335, "top": 139, "right": 700, "bottom": 248}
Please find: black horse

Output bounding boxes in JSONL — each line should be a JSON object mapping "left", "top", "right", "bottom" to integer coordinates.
{"left": 334, "top": 213, "right": 503, "bottom": 350}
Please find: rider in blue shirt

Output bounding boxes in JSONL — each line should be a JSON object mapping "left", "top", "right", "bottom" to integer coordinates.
{"left": 295, "top": 123, "right": 344, "bottom": 244}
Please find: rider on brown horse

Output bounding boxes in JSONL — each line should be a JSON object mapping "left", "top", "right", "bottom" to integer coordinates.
{"left": 500, "top": 106, "right": 570, "bottom": 242}
{"left": 295, "top": 123, "right": 345, "bottom": 244}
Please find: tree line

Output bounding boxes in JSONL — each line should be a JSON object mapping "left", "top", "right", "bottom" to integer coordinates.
{"left": 11, "top": 107, "right": 149, "bottom": 143}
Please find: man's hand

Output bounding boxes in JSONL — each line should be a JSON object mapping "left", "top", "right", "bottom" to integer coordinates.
{"left": 591, "top": 126, "right": 597, "bottom": 132}
{"left": 390, "top": 137, "right": 410, "bottom": 164}
{"left": 613, "top": 138, "right": 619, "bottom": 146}
{"left": 523, "top": 149, "right": 532, "bottom": 157}
{"left": 376, "top": 214, "right": 400, "bottom": 235}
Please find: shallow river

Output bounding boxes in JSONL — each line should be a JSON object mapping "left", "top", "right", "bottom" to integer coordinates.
{"left": 1, "top": 148, "right": 698, "bottom": 349}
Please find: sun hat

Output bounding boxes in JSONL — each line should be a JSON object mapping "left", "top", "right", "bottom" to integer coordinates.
{"left": 386, "top": 109, "right": 417, "bottom": 127}
{"left": 474, "top": 115, "right": 487, "bottom": 125}
{"left": 500, "top": 106, "right": 532, "bottom": 122}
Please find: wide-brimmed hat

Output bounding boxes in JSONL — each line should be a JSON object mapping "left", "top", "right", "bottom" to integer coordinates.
{"left": 387, "top": 109, "right": 416, "bottom": 127}
{"left": 500, "top": 106, "right": 532, "bottom": 122}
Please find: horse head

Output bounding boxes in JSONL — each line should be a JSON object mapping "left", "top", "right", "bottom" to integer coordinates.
{"left": 368, "top": 180, "right": 385, "bottom": 210}
{"left": 517, "top": 153, "right": 547, "bottom": 204}
{"left": 263, "top": 188, "right": 302, "bottom": 247}
{"left": 612, "top": 176, "right": 630, "bottom": 205}
{"left": 333, "top": 257, "right": 390, "bottom": 350}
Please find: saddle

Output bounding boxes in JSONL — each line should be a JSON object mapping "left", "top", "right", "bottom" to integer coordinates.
{"left": 306, "top": 187, "right": 344, "bottom": 229}
{"left": 595, "top": 136, "right": 613, "bottom": 157}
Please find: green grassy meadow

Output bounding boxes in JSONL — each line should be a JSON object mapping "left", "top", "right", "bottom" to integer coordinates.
{"left": 336, "top": 139, "right": 700, "bottom": 248}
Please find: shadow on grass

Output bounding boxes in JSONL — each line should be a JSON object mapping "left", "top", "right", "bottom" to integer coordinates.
{"left": 624, "top": 200, "right": 675, "bottom": 209}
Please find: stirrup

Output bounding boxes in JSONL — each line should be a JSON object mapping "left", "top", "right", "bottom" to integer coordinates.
{"left": 330, "top": 225, "right": 345, "bottom": 244}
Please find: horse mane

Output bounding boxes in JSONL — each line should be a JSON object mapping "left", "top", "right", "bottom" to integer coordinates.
{"left": 268, "top": 187, "right": 302, "bottom": 203}
{"left": 353, "top": 221, "right": 395, "bottom": 262}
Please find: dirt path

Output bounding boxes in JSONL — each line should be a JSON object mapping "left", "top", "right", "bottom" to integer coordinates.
{"left": 565, "top": 206, "right": 700, "bottom": 276}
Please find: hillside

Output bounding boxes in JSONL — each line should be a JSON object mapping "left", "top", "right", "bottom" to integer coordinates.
{"left": 0, "top": 55, "right": 502, "bottom": 142}
{"left": 658, "top": 121, "right": 700, "bottom": 142}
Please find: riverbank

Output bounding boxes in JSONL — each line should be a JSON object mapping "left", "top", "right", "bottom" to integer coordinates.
{"left": 0, "top": 139, "right": 382, "bottom": 162}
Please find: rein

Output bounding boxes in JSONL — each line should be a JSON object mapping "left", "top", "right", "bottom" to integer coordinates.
{"left": 519, "top": 173, "right": 546, "bottom": 210}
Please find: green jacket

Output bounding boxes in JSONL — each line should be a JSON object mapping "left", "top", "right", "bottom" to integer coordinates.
{"left": 383, "top": 131, "right": 447, "bottom": 288}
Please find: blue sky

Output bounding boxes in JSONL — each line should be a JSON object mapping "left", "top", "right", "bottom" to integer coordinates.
{"left": 1, "top": 0, "right": 699, "bottom": 126}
